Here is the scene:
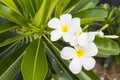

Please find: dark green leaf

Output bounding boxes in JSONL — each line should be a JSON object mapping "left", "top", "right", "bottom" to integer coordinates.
{"left": 73, "top": 8, "right": 107, "bottom": 24}
{"left": 21, "top": 38, "right": 48, "bottom": 80}
{"left": 77, "top": 69, "right": 99, "bottom": 80}
{"left": 94, "top": 37, "right": 120, "bottom": 57}
{"left": 64, "top": 0, "right": 83, "bottom": 13}
{"left": 21, "top": 0, "right": 35, "bottom": 18}
{"left": 46, "top": 45, "right": 77, "bottom": 80}
{"left": 0, "top": 44, "right": 27, "bottom": 80}
{"left": 32, "top": 0, "right": 43, "bottom": 12}
{"left": 0, "top": 22, "right": 19, "bottom": 34}
{"left": 0, "top": 32, "right": 25, "bottom": 47}
{"left": 115, "top": 54, "right": 120, "bottom": 65}
{"left": 0, "top": 42, "right": 19, "bottom": 60}
{"left": 71, "top": 0, "right": 99, "bottom": 13}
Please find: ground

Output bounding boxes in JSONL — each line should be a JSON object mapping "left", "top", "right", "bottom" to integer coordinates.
{"left": 94, "top": 58, "right": 120, "bottom": 80}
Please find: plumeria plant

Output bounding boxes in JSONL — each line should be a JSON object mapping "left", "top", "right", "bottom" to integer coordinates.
{"left": 0, "top": 0, "right": 119, "bottom": 80}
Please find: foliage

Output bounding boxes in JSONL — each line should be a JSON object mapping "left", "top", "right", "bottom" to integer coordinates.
{"left": 0, "top": 0, "right": 119, "bottom": 80}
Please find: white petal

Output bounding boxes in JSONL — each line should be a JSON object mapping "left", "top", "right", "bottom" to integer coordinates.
{"left": 84, "top": 42, "right": 98, "bottom": 56}
{"left": 78, "top": 33, "right": 89, "bottom": 46}
{"left": 70, "top": 18, "right": 82, "bottom": 33}
{"left": 70, "top": 36, "right": 78, "bottom": 46}
{"left": 48, "top": 18, "right": 61, "bottom": 29}
{"left": 69, "top": 58, "right": 82, "bottom": 74}
{"left": 63, "top": 33, "right": 73, "bottom": 42}
{"left": 81, "top": 57, "right": 96, "bottom": 70}
{"left": 60, "top": 47, "right": 75, "bottom": 60}
{"left": 50, "top": 30, "right": 62, "bottom": 41}
{"left": 60, "top": 14, "right": 72, "bottom": 25}
{"left": 88, "top": 32, "right": 96, "bottom": 42}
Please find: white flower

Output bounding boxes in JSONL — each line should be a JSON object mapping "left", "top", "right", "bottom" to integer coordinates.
{"left": 48, "top": 14, "right": 81, "bottom": 42}
{"left": 70, "top": 31, "right": 97, "bottom": 47}
{"left": 60, "top": 42, "right": 98, "bottom": 74}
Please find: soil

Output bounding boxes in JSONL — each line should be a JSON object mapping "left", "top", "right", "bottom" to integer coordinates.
{"left": 93, "top": 58, "right": 120, "bottom": 80}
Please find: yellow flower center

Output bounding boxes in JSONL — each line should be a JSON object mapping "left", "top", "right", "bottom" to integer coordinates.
{"left": 75, "top": 48, "right": 84, "bottom": 58}
{"left": 76, "top": 31, "right": 82, "bottom": 36}
{"left": 62, "top": 25, "right": 69, "bottom": 33}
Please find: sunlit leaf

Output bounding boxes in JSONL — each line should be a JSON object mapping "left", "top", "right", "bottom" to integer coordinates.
{"left": 55, "top": 0, "right": 70, "bottom": 17}
{"left": 0, "top": 0, "right": 21, "bottom": 15}
{"left": 33, "top": 0, "right": 58, "bottom": 27}
{"left": 0, "top": 3, "right": 27, "bottom": 26}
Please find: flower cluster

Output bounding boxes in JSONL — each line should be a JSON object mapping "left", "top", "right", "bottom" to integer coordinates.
{"left": 48, "top": 14, "right": 100, "bottom": 74}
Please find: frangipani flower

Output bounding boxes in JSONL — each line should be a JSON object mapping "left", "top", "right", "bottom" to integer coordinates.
{"left": 70, "top": 31, "right": 97, "bottom": 47}
{"left": 60, "top": 42, "right": 98, "bottom": 74}
{"left": 48, "top": 14, "right": 81, "bottom": 42}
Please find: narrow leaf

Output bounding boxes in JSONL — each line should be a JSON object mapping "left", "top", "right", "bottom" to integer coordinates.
{"left": 0, "top": 0, "right": 21, "bottom": 15}
{"left": 0, "top": 33, "right": 24, "bottom": 47}
{"left": 32, "top": 0, "right": 43, "bottom": 12}
{"left": 21, "top": 39, "right": 48, "bottom": 80}
{"left": 0, "top": 3, "right": 27, "bottom": 26}
{"left": 55, "top": 0, "right": 70, "bottom": 17}
{"left": 64, "top": 0, "right": 83, "bottom": 13}
{"left": 33, "top": 0, "right": 58, "bottom": 27}
{"left": 22, "top": 0, "right": 35, "bottom": 18}
{"left": 46, "top": 45, "right": 77, "bottom": 80}
{"left": 0, "top": 45, "right": 27, "bottom": 80}
{"left": 71, "top": 0, "right": 99, "bottom": 13}
{"left": 0, "top": 22, "right": 19, "bottom": 34}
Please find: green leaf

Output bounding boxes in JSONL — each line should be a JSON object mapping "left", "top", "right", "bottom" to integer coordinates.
{"left": 77, "top": 69, "right": 99, "bottom": 80}
{"left": 32, "top": 0, "right": 43, "bottom": 12}
{"left": 22, "top": 0, "right": 35, "bottom": 18}
{"left": 55, "top": 0, "right": 70, "bottom": 17}
{"left": 0, "top": 22, "right": 19, "bottom": 34}
{"left": 0, "top": 32, "right": 24, "bottom": 47}
{"left": 73, "top": 8, "right": 107, "bottom": 24}
{"left": 64, "top": 0, "right": 83, "bottom": 13}
{"left": 21, "top": 38, "right": 48, "bottom": 80}
{"left": 0, "top": 42, "right": 19, "bottom": 60}
{"left": 16, "top": 0, "right": 28, "bottom": 18}
{"left": 71, "top": 0, "right": 99, "bottom": 13}
{"left": 0, "top": 0, "right": 21, "bottom": 15}
{"left": 0, "top": 44, "right": 27, "bottom": 80}
{"left": 46, "top": 45, "right": 77, "bottom": 80}
{"left": 0, "top": 3, "right": 27, "bottom": 26}
{"left": 33, "top": 0, "right": 58, "bottom": 27}
{"left": 94, "top": 37, "right": 120, "bottom": 57}
{"left": 115, "top": 54, "right": 120, "bottom": 64}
